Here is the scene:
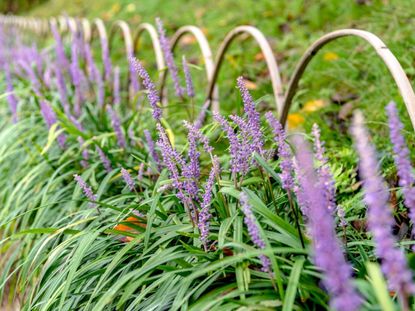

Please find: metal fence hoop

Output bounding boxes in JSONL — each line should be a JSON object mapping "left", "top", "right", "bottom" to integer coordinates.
{"left": 281, "top": 29, "right": 415, "bottom": 130}
{"left": 133, "top": 23, "right": 165, "bottom": 73}
{"left": 158, "top": 25, "right": 218, "bottom": 108}
{"left": 203, "top": 25, "right": 284, "bottom": 117}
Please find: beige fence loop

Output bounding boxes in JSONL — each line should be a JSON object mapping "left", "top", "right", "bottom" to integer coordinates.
{"left": 109, "top": 20, "right": 134, "bottom": 58}
{"left": 281, "top": 29, "right": 415, "bottom": 130}
{"left": 57, "top": 15, "right": 68, "bottom": 34}
{"left": 81, "top": 18, "right": 91, "bottom": 42}
{"left": 204, "top": 25, "right": 284, "bottom": 116}
{"left": 89, "top": 18, "right": 108, "bottom": 45}
{"left": 133, "top": 23, "right": 165, "bottom": 73}
{"left": 108, "top": 20, "right": 134, "bottom": 98}
{"left": 38, "top": 18, "right": 48, "bottom": 36}
{"left": 49, "top": 17, "right": 58, "bottom": 32}
{"left": 66, "top": 16, "right": 79, "bottom": 40}
{"left": 158, "top": 25, "right": 218, "bottom": 108}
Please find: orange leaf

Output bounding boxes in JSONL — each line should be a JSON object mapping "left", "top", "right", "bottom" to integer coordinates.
{"left": 101, "top": 12, "right": 111, "bottom": 21}
{"left": 243, "top": 79, "right": 258, "bottom": 90}
{"left": 181, "top": 34, "right": 197, "bottom": 46}
{"left": 114, "top": 216, "right": 146, "bottom": 242}
{"left": 255, "top": 52, "right": 265, "bottom": 61}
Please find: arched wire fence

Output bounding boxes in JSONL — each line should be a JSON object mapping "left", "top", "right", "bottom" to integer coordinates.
{"left": 1, "top": 14, "right": 415, "bottom": 130}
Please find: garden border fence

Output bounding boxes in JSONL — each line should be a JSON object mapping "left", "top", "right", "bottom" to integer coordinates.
{"left": 1, "top": 14, "right": 415, "bottom": 129}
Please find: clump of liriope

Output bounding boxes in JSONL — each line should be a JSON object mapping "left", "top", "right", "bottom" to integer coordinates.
{"left": 3, "top": 19, "right": 415, "bottom": 311}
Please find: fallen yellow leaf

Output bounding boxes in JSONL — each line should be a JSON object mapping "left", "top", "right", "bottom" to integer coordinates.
{"left": 126, "top": 3, "right": 136, "bottom": 12}
{"left": 225, "top": 55, "right": 238, "bottom": 69}
{"left": 287, "top": 113, "right": 305, "bottom": 129}
{"left": 111, "top": 3, "right": 121, "bottom": 13}
{"left": 323, "top": 52, "right": 339, "bottom": 61}
{"left": 302, "top": 99, "right": 326, "bottom": 113}
{"left": 262, "top": 11, "right": 274, "bottom": 17}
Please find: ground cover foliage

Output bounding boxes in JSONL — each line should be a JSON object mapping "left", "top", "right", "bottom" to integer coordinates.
{"left": 2, "top": 2, "right": 415, "bottom": 311}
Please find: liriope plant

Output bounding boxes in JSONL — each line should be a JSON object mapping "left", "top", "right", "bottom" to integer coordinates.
{"left": 1, "top": 17, "right": 415, "bottom": 311}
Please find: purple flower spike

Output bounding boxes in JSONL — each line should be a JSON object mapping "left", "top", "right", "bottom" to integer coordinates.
{"left": 228, "top": 115, "right": 252, "bottom": 175}
{"left": 337, "top": 206, "right": 348, "bottom": 228}
{"left": 128, "top": 53, "right": 140, "bottom": 96}
{"left": 352, "top": 111, "right": 415, "bottom": 299}
{"left": 107, "top": 107, "right": 126, "bottom": 149}
{"left": 386, "top": 102, "right": 415, "bottom": 246}
{"left": 56, "top": 131, "right": 66, "bottom": 149}
{"left": 74, "top": 174, "right": 97, "bottom": 207}
{"left": 293, "top": 135, "right": 361, "bottom": 311}
{"left": 100, "top": 36, "right": 112, "bottom": 82}
{"left": 121, "top": 167, "right": 135, "bottom": 191}
{"left": 312, "top": 124, "right": 336, "bottom": 213}
{"left": 129, "top": 56, "right": 162, "bottom": 121}
{"left": 138, "top": 163, "right": 145, "bottom": 182}
{"left": 266, "top": 112, "right": 294, "bottom": 192}
{"left": 144, "top": 129, "right": 161, "bottom": 167}
{"left": 156, "top": 123, "right": 195, "bottom": 220}
{"left": 18, "top": 59, "right": 41, "bottom": 97}
{"left": 156, "top": 17, "right": 184, "bottom": 98}
{"left": 199, "top": 156, "right": 220, "bottom": 249}
{"left": 113, "top": 66, "right": 121, "bottom": 105}
{"left": 132, "top": 209, "right": 145, "bottom": 218}
{"left": 182, "top": 122, "right": 202, "bottom": 201}
{"left": 182, "top": 56, "right": 194, "bottom": 98}
{"left": 213, "top": 112, "right": 241, "bottom": 175}
{"left": 69, "top": 28, "right": 86, "bottom": 116}
{"left": 43, "top": 65, "right": 53, "bottom": 89}
{"left": 96, "top": 69, "right": 105, "bottom": 107}
{"left": 78, "top": 137, "right": 89, "bottom": 168}
{"left": 51, "top": 23, "right": 69, "bottom": 71}
{"left": 39, "top": 101, "right": 66, "bottom": 148}
{"left": 54, "top": 65, "right": 70, "bottom": 115}
{"left": 157, "top": 123, "right": 185, "bottom": 166}
{"left": 96, "top": 146, "right": 112, "bottom": 172}
{"left": 239, "top": 192, "right": 272, "bottom": 273}
{"left": 84, "top": 41, "right": 104, "bottom": 108}
{"left": 128, "top": 127, "right": 136, "bottom": 146}
{"left": 5, "top": 64, "right": 18, "bottom": 123}
{"left": 84, "top": 42, "right": 99, "bottom": 81}
{"left": 237, "top": 77, "right": 263, "bottom": 155}
{"left": 292, "top": 158, "right": 309, "bottom": 216}
{"left": 69, "top": 114, "right": 84, "bottom": 132}
{"left": 183, "top": 121, "right": 213, "bottom": 153}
